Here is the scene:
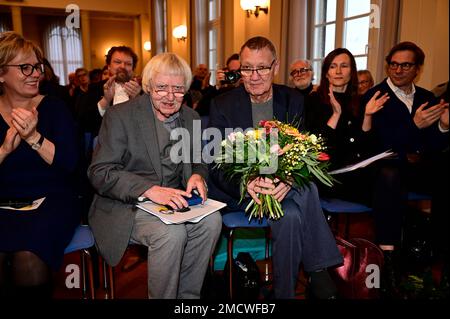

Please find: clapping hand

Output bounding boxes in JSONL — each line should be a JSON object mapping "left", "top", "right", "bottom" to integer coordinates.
{"left": 123, "top": 78, "right": 141, "bottom": 99}
{"left": 0, "top": 126, "right": 20, "bottom": 155}
{"left": 11, "top": 107, "right": 39, "bottom": 143}
{"left": 365, "top": 91, "right": 390, "bottom": 116}
{"left": 414, "top": 99, "right": 449, "bottom": 129}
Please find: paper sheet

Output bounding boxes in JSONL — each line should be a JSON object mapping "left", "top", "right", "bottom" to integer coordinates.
{"left": 329, "top": 150, "right": 396, "bottom": 175}
{"left": 137, "top": 198, "right": 227, "bottom": 225}
{"left": 0, "top": 197, "right": 46, "bottom": 211}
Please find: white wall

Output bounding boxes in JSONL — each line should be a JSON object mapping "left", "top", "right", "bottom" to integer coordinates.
{"left": 399, "top": 0, "right": 449, "bottom": 89}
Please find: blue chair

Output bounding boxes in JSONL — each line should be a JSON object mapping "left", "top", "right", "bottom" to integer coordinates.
{"left": 221, "top": 211, "right": 270, "bottom": 299}
{"left": 64, "top": 225, "right": 96, "bottom": 299}
{"left": 407, "top": 192, "right": 432, "bottom": 201}
{"left": 320, "top": 197, "right": 372, "bottom": 238}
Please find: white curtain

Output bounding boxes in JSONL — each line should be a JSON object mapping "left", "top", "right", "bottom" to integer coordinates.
{"left": 42, "top": 19, "right": 83, "bottom": 85}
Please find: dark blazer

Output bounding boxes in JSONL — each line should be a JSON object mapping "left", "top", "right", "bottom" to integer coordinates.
{"left": 88, "top": 94, "right": 207, "bottom": 266}
{"left": 208, "top": 84, "right": 304, "bottom": 199}
{"left": 305, "top": 91, "right": 369, "bottom": 168}
{"left": 361, "top": 78, "right": 448, "bottom": 160}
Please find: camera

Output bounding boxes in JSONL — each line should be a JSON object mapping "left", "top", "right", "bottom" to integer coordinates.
{"left": 221, "top": 70, "right": 241, "bottom": 85}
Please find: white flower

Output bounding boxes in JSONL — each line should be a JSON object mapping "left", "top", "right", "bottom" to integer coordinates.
{"left": 309, "top": 134, "right": 317, "bottom": 144}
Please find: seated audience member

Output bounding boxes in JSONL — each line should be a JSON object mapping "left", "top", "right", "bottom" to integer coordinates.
{"left": 39, "top": 58, "right": 72, "bottom": 113}
{"left": 101, "top": 65, "right": 109, "bottom": 81}
{"left": 66, "top": 72, "right": 78, "bottom": 97}
{"left": 194, "top": 53, "right": 242, "bottom": 116}
{"left": 289, "top": 59, "right": 317, "bottom": 96}
{"left": 88, "top": 52, "right": 222, "bottom": 299}
{"left": 361, "top": 41, "right": 449, "bottom": 297}
{"left": 0, "top": 32, "right": 80, "bottom": 298}
{"left": 73, "top": 67, "right": 90, "bottom": 101}
{"left": 184, "top": 63, "right": 212, "bottom": 110}
{"left": 208, "top": 36, "right": 342, "bottom": 299}
{"left": 357, "top": 69, "right": 374, "bottom": 96}
{"left": 215, "top": 53, "right": 242, "bottom": 91}
{"left": 89, "top": 68, "right": 103, "bottom": 84}
{"left": 77, "top": 46, "right": 141, "bottom": 137}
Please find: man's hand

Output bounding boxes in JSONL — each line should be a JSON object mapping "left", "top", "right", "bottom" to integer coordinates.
{"left": 186, "top": 174, "right": 208, "bottom": 203}
{"left": 414, "top": 99, "right": 449, "bottom": 129}
{"left": 123, "top": 79, "right": 141, "bottom": 99}
{"left": 142, "top": 185, "right": 191, "bottom": 210}
{"left": 365, "top": 91, "right": 389, "bottom": 116}
{"left": 247, "top": 177, "right": 275, "bottom": 204}
{"left": 272, "top": 178, "right": 292, "bottom": 202}
{"left": 101, "top": 76, "right": 116, "bottom": 106}
{"left": 439, "top": 104, "right": 449, "bottom": 130}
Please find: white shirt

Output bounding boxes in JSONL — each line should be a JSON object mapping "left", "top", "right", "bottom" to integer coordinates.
{"left": 387, "top": 77, "right": 415, "bottom": 114}
{"left": 97, "top": 82, "right": 130, "bottom": 117}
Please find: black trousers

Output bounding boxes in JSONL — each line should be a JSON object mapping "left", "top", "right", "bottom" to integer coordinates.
{"left": 208, "top": 179, "right": 343, "bottom": 299}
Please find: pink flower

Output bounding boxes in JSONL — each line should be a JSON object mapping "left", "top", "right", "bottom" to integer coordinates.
{"left": 259, "top": 120, "right": 268, "bottom": 127}
{"left": 317, "top": 152, "right": 330, "bottom": 161}
{"left": 270, "top": 144, "right": 281, "bottom": 154}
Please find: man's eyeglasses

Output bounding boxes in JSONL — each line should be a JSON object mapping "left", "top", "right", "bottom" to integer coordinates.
{"left": 388, "top": 62, "right": 416, "bottom": 71}
{"left": 3, "top": 63, "right": 45, "bottom": 76}
{"left": 240, "top": 60, "right": 276, "bottom": 77}
{"left": 290, "top": 68, "right": 312, "bottom": 76}
{"left": 152, "top": 84, "right": 185, "bottom": 98}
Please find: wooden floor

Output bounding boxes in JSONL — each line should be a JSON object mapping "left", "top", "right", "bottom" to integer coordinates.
{"left": 53, "top": 213, "right": 375, "bottom": 299}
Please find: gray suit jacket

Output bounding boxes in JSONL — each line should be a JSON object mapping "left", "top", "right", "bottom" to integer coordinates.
{"left": 88, "top": 94, "right": 207, "bottom": 266}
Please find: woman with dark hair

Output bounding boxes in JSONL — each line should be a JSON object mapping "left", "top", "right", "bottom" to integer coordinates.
{"left": 306, "top": 48, "right": 370, "bottom": 171}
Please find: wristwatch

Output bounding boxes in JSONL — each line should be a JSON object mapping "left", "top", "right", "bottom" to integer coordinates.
{"left": 31, "top": 134, "right": 45, "bottom": 151}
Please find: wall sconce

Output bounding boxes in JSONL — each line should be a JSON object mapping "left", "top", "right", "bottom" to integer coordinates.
{"left": 144, "top": 41, "right": 151, "bottom": 52}
{"left": 172, "top": 25, "right": 187, "bottom": 42}
{"left": 240, "top": 0, "right": 269, "bottom": 18}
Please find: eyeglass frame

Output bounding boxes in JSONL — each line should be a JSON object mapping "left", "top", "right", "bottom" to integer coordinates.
{"left": 150, "top": 83, "right": 186, "bottom": 98}
{"left": 239, "top": 59, "right": 276, "bottom": 77}
{"left": 2, "top": 63, "right": 45, "bottom": 76}
{"left": 388, "top": 61, "right": 416, "bottom": 71}
{"left": 290, "top": 67, "right": 312, "bottom": 77}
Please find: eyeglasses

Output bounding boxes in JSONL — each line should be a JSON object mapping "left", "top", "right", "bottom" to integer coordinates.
{"left": 290, "top": 68, "right": 312, "bottom": 76}
{"left": 3, "top": 63, "right": 45, "bottom": 76}
{"left": 240, "top": 60, "right": 276, "bottom": 77}
{"left": 152, "top": 84, "right": 185, "bottom": 98}
{"left": 388, "top": 62, "right": 416, "bottom": 71}
{"left": 358, "top": 80, "right": 370, "bottom": 85}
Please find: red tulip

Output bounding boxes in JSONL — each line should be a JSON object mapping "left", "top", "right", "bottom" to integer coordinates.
{"left": 317, "top": 152, "right": 330, "bottom": 161}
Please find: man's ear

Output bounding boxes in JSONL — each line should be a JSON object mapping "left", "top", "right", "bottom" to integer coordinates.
{"left": 274, "top": 60, "right": 280, "bottom": 76}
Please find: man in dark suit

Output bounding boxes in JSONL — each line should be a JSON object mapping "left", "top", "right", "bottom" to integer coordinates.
{"left": 208, "top": 36, "right": 342, "bottom": 299}
{"left": 361, "top": 41, "right": 449, "bottom": 297}
{"left": 88, "top": 53, "right": 222, "bottom": 299}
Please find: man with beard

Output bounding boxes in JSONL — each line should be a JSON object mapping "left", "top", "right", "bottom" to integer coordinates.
{"left": 289, "top": 59, "right": 316, "bottom": 96}
{"left": 77, "top": 46, "right": 141, "bottom": 137}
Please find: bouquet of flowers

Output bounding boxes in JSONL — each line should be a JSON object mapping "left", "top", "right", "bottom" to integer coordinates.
{"left": 214, "top": 120, "right": 334, "bottom": 220}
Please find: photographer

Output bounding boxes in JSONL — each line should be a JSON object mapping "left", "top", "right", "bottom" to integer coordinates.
{"left": 195, "top": 53, "right": 242, "bottom": 116}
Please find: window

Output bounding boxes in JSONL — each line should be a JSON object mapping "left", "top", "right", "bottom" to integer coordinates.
{"left": 208, "top": 0, "right": 220, "bottom": 85}
{"left": 311, "top": 0, "right": 372, "bottom": 82}
{"left": 43, "top": 20, "right": 83, "bottom": 85}
{"left": 0, "top": 13, "right": 12, "bottom": 32}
